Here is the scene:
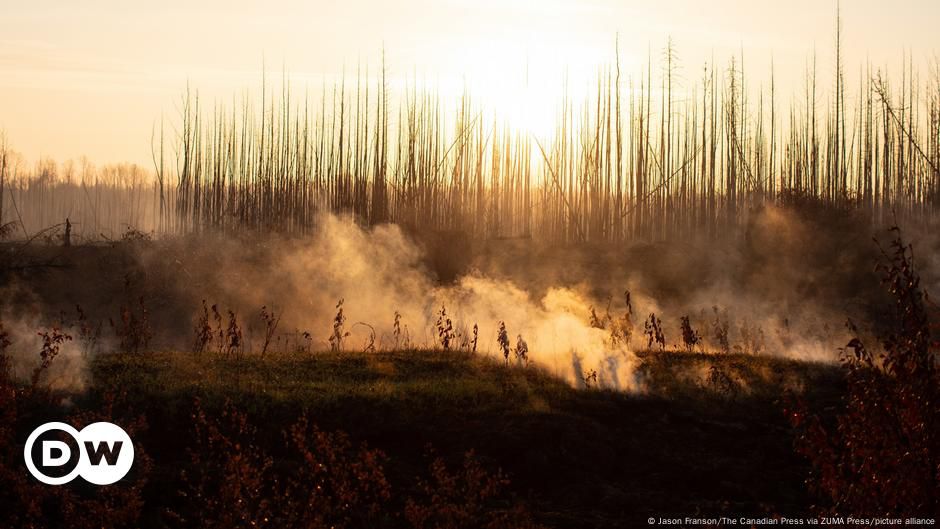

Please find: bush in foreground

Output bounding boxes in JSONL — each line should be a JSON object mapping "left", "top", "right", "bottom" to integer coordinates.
{"left": 789, "top": 228, "right": 938, "bottom": 515}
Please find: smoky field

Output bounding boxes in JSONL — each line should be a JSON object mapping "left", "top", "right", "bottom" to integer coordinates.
{"left": 1, "top": 199, "right": 929, "bottom": 392}
{"left": 1, "top": 17, "right": 939, "bottom": 527}
{"left": 0, "top": 198, "right": 937, "bottom": 528}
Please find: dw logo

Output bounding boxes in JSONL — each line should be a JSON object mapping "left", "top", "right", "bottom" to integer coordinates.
{"left": 23, "top": 422, "right": 134, "bottom": 485}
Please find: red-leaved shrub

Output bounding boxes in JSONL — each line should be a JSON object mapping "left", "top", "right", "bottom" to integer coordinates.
{"left": 789, "top": 228, "right": 938, "bottom": 515}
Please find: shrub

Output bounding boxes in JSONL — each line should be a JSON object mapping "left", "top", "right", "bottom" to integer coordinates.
{"left": 111, "top": 296, "right": 153, "bottom": 354}
{"left": 497, "top": 322, "right": 510, "bottom": 364}
{"left": 788, "top": 228, "right": 938, "bottom": 515}
{"left": 514, "top": 334, "right": 529, "bottom": 366}
{"left": 706, "top": 363, "right": 738, "bottom": 398}
{"left": 734, "top": 318, "right": 765, "bottom": 355}
{"left": 643, "top": 313, "right": 665, "bottom": 351}
{"left": 32, "top": 327, "right": 71, "bottom": 388}
{"left": 224, "top": 310, "right": 243, "bottom": 359}
{"left": 74, "top": 305, "right": 101, "bottom": 357}
{"left": 193, "top": 300, "right": 213, "bottom": 354}
{"left": 173, "top": 399, "right": 274, "bottom": 528}
{"left": 680, "top": 315, "right": 701, "bottom": 352}
{"left": 711, "top": 306, "right": 731, "bottom": 354}
{"left": 392, "top": 311, "right": 411, "bottom": 350}
{"left": 0, "top": 352, "right": 148, "bottom": 529}
{"left": 404, "top": 449, "right": 544, "bottom": 529}
{"left": 436, "top": 305, "right": 455, "bottom": 351}
{"left": 281, "top": 415, "right": 392, "bottom": 528}
{"left": 609, "top": 290, "right": 634, "bottom": 346}
{"left": 330, "top": 299, "right": 349, "bottom": 352}
{"left": 471, "top": 323, "right": 479, "bottom": 354}
{"left": 259, "top": 305, "right": 280, "bottom": 357}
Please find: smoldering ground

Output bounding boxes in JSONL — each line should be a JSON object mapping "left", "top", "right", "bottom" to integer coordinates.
{"left": 0, "top": 197, "right": 935, "bottom": 392}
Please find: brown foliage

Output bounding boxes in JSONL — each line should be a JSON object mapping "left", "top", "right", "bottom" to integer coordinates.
{"left": 111, "top": 296, "right": 153, "bottom": 354}
{"left": 281, "top": 415, "right": 392, "bottom": 528}
{"left": 404, "top": 449, "right": 543, "bottom": 529}
{"left": 172, "top": 399, "right": 541, "bottom": 529}
{"left": 330, "top": 298, "right": 349, "bottom": 352}
{"left": 31, "top": 326, "right": 71, "bottom": 387}
{"left": 644, "top": 313, "right": 665, "bottom": 351}
{"left": 193, "top": 300, "right": 213, "bottom": 354}
{"left": 788, "top": 228, "right": 938, "bottom": 515}
{"left": 173, "top": 399, "right": 275, "bottom": 528}
{"left": 436, "top": 305, "right": 455, "bottom": 351}
{"left": 680, "top": 315, "right": 701, "bottom": 352}
{"left": 0, "top": 361, "right": 148, "bottom": 529}
{"left": 496, "top": 321, "right": 510, "bottom": 364}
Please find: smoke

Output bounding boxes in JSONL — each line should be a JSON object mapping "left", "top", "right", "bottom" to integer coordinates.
{"left": 0, "top": 288, "right": 90, "bottom": 392}
{"left": 137, "top": 215, "right": 641, "bottom": 390}
{"left": 2, "top": 199, "right": 937, "bottom": 394}
{"left": 431, "top": 275, "right": 640, "bottom": 390}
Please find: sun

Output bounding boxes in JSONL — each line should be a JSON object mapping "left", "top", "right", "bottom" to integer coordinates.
{"left": 436, "top": 38, "right": 600, "bottom": 142}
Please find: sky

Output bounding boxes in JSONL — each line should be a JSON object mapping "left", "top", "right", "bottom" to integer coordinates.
{"left": 0, "top": 0, "right": 937, "bottom": 167}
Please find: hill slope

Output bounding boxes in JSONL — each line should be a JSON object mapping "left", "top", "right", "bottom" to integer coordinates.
{"left": 82, "top": 349, "right": 844, "bottom": 528}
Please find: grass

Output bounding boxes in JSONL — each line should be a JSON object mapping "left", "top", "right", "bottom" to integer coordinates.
{"left": 92, "top": 350, "right": 581, "bottom": 428}
{"left": 84, "top": 348, "right": 844, "bottom": 528}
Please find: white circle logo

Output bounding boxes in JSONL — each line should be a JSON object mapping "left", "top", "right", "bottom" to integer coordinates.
{"left": 24, "top": 421, "right": 135, "bottom": 485}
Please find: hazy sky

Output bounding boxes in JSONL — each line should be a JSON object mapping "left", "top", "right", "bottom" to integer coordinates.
{"left": 1, "top": 0, "right": 937, "bottom": 167}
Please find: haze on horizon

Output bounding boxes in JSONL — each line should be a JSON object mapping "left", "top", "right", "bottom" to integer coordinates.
{"left": 1, "top": 0, "right": 937, "bottom": 168}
